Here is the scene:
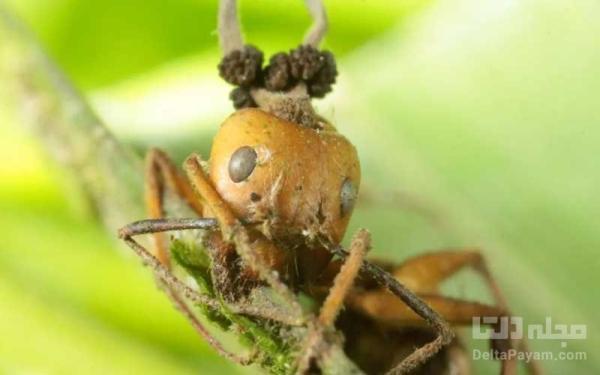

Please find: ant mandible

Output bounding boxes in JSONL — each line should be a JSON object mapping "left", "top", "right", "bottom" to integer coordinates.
{"left": 119, "top": 0, "right": 541, "bottom": 374}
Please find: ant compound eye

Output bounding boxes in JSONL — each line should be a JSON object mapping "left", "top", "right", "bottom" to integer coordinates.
{"left": 340, "top": 178, "right": 357, "bottom": 217}
{"left": 228, "top": 146, "right": 257, "bottom": 182}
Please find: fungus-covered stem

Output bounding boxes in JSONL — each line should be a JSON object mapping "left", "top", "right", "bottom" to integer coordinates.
{"left": 218, "top": 0, "right": 244, "bottom": 55}
{"left": 303, "top": 0, "right": 328, "bottom": 47}
{"left": 217, "top": 0, "right": 329, "bottom": 56}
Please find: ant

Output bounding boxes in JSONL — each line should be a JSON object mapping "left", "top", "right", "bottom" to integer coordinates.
{"left": 119, "top": 0, "right": 541, "bottom": 373}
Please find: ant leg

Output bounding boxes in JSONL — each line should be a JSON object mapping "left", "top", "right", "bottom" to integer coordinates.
{"left": 347, "top": 291, "right": 507, "bottom": 326}
{"left": 332, "top": 246, "right": 454, "bottom": 375}
{"left": 141, "top": 150, "right": 258, "bottom": 362}
{"left": 318, "top": 229, "right": 370, "bottom": 326}
{"left": 162, "top": 284, "right": 253, "bottom": 366}
{"left": 183, "top": 154, "right": 305, "bottom": 324}
{"left": 391, "top": 250, "right": 507, "bottom": 307}
{"left": 348, "top": 292, "right": 520, "bottom": 375}
{"left": 145, "top": 148, "right": 204, "bottom": 266}
{"left": 296, "top": 229, "right": 371, "bottom": 373}
{"left": 119, "top": 218, "right": 302, "bottom": 326}
{"left": 118, "top": 218, "right": 253, "bottom": 365}
{"left": 142, "top": 150, "right": 254, "bottom": 360}
{"left": 391, "top": 250, "right": 542, "bottom": 375}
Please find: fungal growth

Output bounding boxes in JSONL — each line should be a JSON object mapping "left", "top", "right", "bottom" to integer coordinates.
{"left": 118, "top": 1, "right": 541, "bottom": 374}
{"left": 340, "top": 178, "right": 357, "bottom": 217}
{"left": 217, "top": 0, "right": 337, "bottom": 128}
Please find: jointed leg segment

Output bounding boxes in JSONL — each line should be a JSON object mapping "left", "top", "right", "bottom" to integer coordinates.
{"left": 332, "top": 246, "right": 455, "bottom": 374}
{"left": 119, "top": 218, "right": 303, "bottom": 326}
{"left": 354, "top": 249, "right": 541, "bottom": 375}
{"left": 118, "top": 217, "right": 252, "bottom": 364}
{"left": 319, "top": 230, "right": 371, "bottom": 327}
{"left": 393, "top": 249, "right": 541, "bottom": 374}
{"left": 145, "top": 148, "right": 204, "bottom": 265}
{"left": 122, "top": 149, "right": 265, "bottom": 365}
{"left": 393, "top": 250, "right": 508, "bottom": 308}
{"left": 347, "top": 291, "right": 508, "bottom": 326}
{"left": 296, "top": 229, "right": 371, "bottom": 373}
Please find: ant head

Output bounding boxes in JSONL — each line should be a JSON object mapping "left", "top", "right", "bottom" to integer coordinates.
{"left": 208, "top": 108, "right": 360, "bottom": 245}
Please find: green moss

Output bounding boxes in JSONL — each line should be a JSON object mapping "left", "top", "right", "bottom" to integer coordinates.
{"left": 169, "top": 238, "right": 299, "bottom": 374}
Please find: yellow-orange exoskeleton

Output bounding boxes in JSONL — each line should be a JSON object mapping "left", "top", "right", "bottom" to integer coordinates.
{"left": 210, "top": 108, "right": 360, "bottom": 244}
{"left": 120, "top": 106, "right": 536, "bottom": 375}
{"left": 206, "top": 108, "right": 360, "bottom": 285}
{"left": 118, "top": 0, "right": 541, "bottom": 372}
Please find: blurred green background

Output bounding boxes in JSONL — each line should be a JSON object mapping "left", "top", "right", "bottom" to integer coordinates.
{"left": 1, "top": 0, "right": 598, "bottom": 374}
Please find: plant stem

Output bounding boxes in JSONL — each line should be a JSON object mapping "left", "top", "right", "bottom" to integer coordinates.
{"left": 0, "top": 2, "right": 144, "bottom": 232}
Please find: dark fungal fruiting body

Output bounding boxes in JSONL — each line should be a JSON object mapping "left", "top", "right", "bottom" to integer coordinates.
{"left": 229, "top": 87, "right": 256, "bottom": 110}
{"left": 218, "top": 44, "right": 338, "bottom": 109}
{"left": 305, "top": 50, "right": 337, "bottom": 98}
{"left": 264, "top": 52, "right": 293, "bottom": 91}
{"left": 288, "top": 45, "right": 337, "bottom": 97}
{"left": 289, "top": 44, "right": 324, "bottom": 80}
{"left": 218, "top": 44, "right": 264, "bottom": 87}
